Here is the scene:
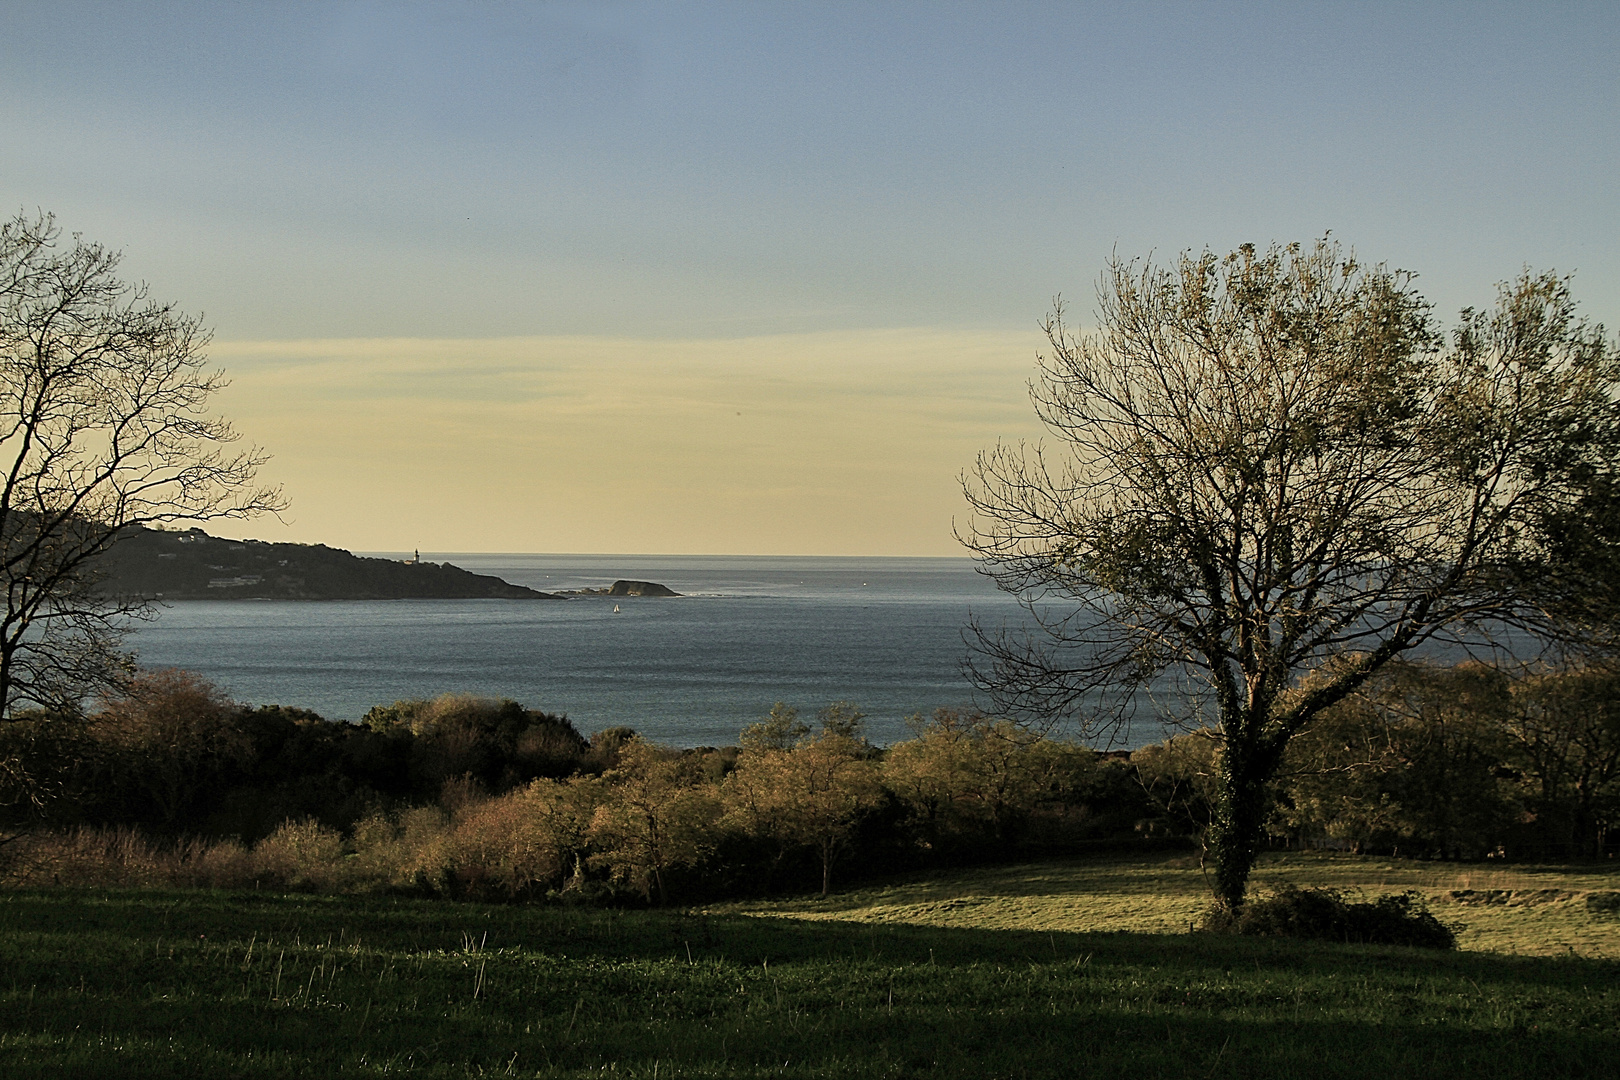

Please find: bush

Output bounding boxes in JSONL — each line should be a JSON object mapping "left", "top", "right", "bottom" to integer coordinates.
{"left": 1202, "top": 885, "right": 1458, "bottom": 949}
{"left": 251, "top": 818, "right": 347, "bottom": 890}
{"left": 882, "top": 708, "right": 1104, "bottom": 855}
{"left": 350, "top": 806, "right": 454, "bottom": 893}
{"left": 0, "top": 826, "right": 254, "bottom": 889}
{"left": 446, "top": 779, "right": 593, "bottom": 899}
{"left": 89, "top": 669, "right": 254, "bottom": 831}
{"left": 361, "top": 695, "right": 592, "bottom": 796}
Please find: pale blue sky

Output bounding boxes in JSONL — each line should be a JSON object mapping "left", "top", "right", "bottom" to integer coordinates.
{"left": 2, "top": 2, "right": 1616, "bottom": 553}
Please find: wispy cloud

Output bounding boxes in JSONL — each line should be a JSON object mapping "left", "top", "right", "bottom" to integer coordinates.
{"left": 210, "top": 329, "right": 1049, "bottom": 555}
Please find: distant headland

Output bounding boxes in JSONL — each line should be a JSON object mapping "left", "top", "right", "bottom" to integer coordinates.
{"left": 97, "top": 526, "right": 563, "bottom": 600}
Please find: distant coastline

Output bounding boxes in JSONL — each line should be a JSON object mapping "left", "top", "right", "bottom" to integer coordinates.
{"left": 97, "top": 526, "right": 564, "bottom": 601}
{"left": 119, "top": 554, "right": 1014, "bottom": 746}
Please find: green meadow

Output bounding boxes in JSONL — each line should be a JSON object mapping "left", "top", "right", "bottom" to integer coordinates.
{"left": 2, "top": 852, "right": 1617, "bottom": 1078}
{"left": 713, "top": 851, "right": 1620, "bottom": 960}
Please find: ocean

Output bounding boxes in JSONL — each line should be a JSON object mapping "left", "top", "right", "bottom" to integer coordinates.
{"left": 122, "top": 553, "right": 1169, "bottom": 748}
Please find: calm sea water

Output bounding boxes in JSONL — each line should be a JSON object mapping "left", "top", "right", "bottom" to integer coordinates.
{"left": 124, "top": 554, "right": 1147, "bottom": 748}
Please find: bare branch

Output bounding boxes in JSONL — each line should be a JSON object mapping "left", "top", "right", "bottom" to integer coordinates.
{"left": 0, "top": 211, "right": 286, "bottom": 717}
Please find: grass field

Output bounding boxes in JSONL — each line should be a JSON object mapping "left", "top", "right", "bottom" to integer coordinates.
{"left": 0, "top": 852, "right": 1616, "bottom": 1078}
{"left": 712, "top": 850, "right": 1620, "bottom": 959}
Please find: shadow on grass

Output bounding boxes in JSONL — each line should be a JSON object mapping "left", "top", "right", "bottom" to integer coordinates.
{"left": 0, "top": 888, "right": 1615, "bottom": 1078}
{"left": 2, "top": 887, "right": 1608, "bottom": 982}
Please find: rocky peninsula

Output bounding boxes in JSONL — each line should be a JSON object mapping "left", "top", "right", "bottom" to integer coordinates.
{"left": 97, "top": 526, "right": 562, "bottom": 600}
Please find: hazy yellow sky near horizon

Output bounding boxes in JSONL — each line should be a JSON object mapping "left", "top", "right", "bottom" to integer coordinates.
{"left": 207, "top": 328, "right": 1049, "bottom": 556}
{"left": 9, "top": 7, "right": 1611, "bottom": 558}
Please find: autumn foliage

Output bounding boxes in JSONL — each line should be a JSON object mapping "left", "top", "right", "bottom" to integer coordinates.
{"left": 1, "top": 659, "right": 1617, "bottom": 903}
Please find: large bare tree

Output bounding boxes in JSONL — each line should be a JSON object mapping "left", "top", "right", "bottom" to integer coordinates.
{"left": 0, "top": 212, "right": 283, "bottom": 717}
{"left": 961, "top": 240, "right": 1619, "bottom": 908}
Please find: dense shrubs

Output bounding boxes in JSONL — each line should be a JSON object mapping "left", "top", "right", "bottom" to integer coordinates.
{"left": 1201, "top": 885, "right": 1459, "bottom": 949}
{"left": 1130, "top": 660, "right": 1620, "bottom": 862}
{"left": 363, "top": 694, "right": 591, "bottom": 794}
{"left": 0, "top": 674, "right": 600, "bottom": 842}
{"left": 2, "top": 657, "right": 1617, "bottom": 906}
{"left": 1, "top": 688, "right": 1129, "bottom": 903}
{"left": 251, "top": 818, "right": 348, "bottom": 890}
{"left": 883, "top": 708, "right": 1103, "bottom": 854}
{"left": 0, "top": 827, "right": 255, "bottom": 889}
{"left": 445, "top": 779, "right": 591, "bottom": 898}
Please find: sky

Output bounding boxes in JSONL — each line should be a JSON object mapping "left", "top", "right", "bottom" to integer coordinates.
{"left": 1, "top": 1, "right": 1616, "bottom": 555}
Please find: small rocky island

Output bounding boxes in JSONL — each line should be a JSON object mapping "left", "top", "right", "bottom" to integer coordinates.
{"left": 97, "top": 526, "right": 563, "bottom": 600}
{"left": 556, "top": 580, "right": 681, "bottom": 598}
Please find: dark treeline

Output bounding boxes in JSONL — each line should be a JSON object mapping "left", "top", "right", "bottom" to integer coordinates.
{"left": 1, "top": 658, "right": 1616, "bottom": 903}
{"left": 1142, "top": 660, "right": 1620, "bottom": 863}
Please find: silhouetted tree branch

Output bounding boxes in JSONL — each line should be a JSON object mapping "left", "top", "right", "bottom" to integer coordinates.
{"left": 0, "top": 211, "right": 284, "bottom": 717}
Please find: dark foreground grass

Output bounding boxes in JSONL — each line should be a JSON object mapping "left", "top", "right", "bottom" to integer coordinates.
{"left": 0, "top": 888, "right": 1615, "bottom": 1079}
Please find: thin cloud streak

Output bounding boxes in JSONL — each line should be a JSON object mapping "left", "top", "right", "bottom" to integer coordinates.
{"left": 211, "top": 329, "right": 1048, "bottom": 556}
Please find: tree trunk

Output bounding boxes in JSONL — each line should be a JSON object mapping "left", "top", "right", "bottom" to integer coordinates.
{"left": 1208, "top": 739, "right": 1272, "bottom": 910}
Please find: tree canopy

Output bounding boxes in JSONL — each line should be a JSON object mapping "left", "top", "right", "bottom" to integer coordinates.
{"left": 961, "top": 240, "right": 1620, "bottom": 906}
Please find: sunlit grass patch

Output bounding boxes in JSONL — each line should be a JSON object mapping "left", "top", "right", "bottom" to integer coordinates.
{"left": 711, "top": 851, "right": 1620, "bottom": 958}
